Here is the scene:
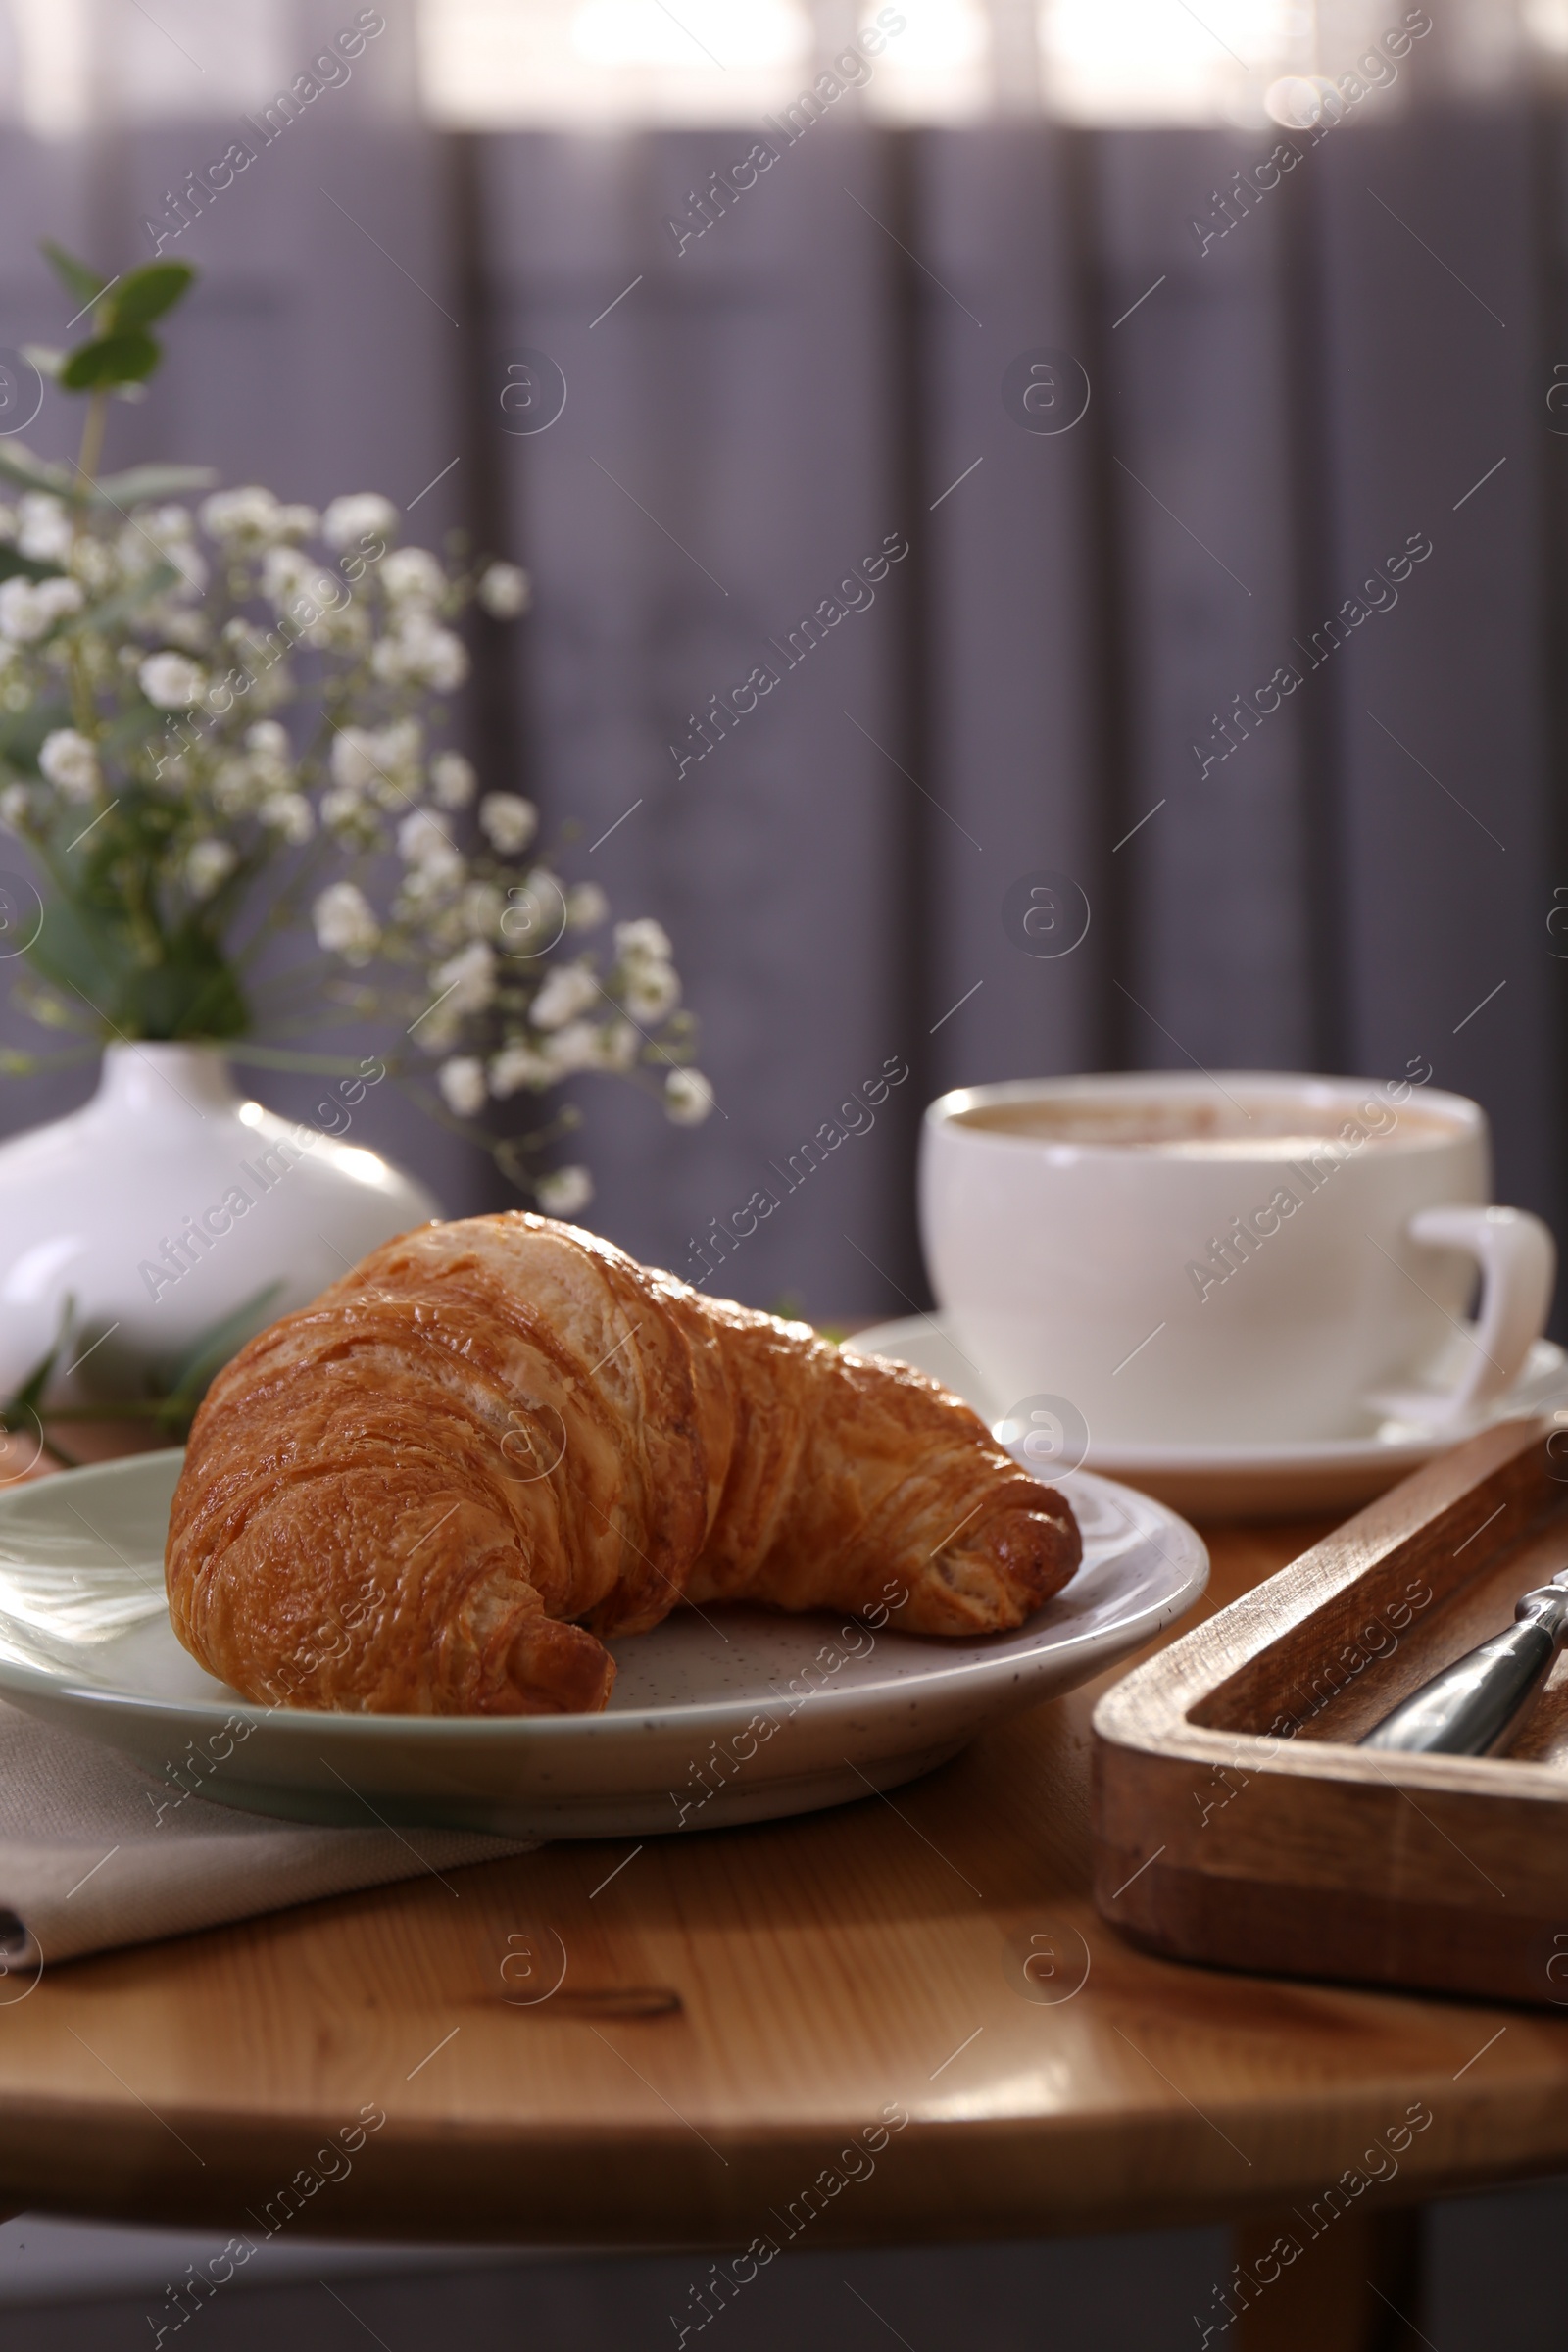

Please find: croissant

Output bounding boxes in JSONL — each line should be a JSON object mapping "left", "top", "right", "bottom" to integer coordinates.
{"left": 165, "top": 1213, "right": 1080, "bottom": 1716}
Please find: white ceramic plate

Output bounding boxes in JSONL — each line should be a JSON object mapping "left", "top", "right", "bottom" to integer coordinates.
{"left": 854, "top": 1316, "right": 1568, "bottom": 1519}
{"left": 0, "top": 1450, "right": 1206, "bottom": 1839}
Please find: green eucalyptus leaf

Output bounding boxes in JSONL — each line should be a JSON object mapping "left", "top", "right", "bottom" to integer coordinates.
{"left": 23, "top": 894, "right": 133, "bottom": 1019}
{"left": 109, "top": 262, "right": 195, "bottom": 333}
{"left": 0, "top": 548, "right": 64, "bottom": 587}
{"left": 91, "top": 463, "right": 217, "bottom": 507}
{"left": 121, "top": 942, "right": 250, "bottom": 1042}
{"left": 162, "top": 1280, "right": 283, "bottom": 1416}
{"left": 23, "top": 888, "right": 250, "bottom": 1045}
{"left": 54, "top": 559, "right": 178, "bottom": 641}
{"left": 0, "top": 446, "right": 74, "bottom": 499}
{"left": 40, "top": 241, "right": 108, "bottom": 310}
{"left": 0, "top": 697, "right": 69, "bottom": 773}
{"left": 59, "top": 329, "right": 161, "bottom": 392}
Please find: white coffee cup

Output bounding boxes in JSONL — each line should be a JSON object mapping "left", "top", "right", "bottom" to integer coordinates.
{"left": 918, "top": 1071, "right": 1556, "bottom": 1449}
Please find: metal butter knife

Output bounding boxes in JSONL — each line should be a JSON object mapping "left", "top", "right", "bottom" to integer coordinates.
{"left": 1361, "top": 1568, "right": 1568, "bottom": 1756}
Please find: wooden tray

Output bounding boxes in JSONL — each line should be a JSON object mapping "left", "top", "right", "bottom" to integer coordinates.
{"left": 1092, "top": 1415, "right": 1568, "bottom": 2008}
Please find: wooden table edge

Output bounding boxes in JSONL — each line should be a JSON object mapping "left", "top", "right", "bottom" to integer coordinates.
{"left": 3, "top": 2068, "right": 1566, "bottom": 2248}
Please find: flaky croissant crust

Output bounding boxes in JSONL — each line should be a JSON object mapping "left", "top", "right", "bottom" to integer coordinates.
{"left": 166, "top": 1214, "right": 1081, "bottom": 1714}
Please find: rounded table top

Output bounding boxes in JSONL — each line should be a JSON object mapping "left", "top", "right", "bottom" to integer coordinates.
{"left": 0, "top": 1520, "right": 1562, "bottom": 2246}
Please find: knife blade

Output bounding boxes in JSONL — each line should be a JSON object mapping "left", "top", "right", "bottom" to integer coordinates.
{"left": 1360, "top": 1567, "right": 1568, "bottom": 1756}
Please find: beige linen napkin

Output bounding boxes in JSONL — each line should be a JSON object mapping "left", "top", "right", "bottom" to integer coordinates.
{"left": 0, "top": 1696, "right": 531, "bottom": 1970}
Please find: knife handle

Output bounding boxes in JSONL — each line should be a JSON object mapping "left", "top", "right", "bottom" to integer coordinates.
{"left": 1361, "top": 1587, "right": 1568, "bottom": 1757}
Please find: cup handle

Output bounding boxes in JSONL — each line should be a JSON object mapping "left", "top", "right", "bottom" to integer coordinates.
{"left": 1388, "top": 1204, "right": 1557, "bottom": 1431}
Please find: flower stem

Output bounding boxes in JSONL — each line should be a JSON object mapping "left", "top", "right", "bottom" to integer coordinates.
{"left": 75, "top": 389, "right": 109, "bottom": 485}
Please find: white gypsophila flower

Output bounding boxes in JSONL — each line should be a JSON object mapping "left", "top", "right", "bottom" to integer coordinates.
{"left": 478, "top": 792, "right": 538, "bottom": 856}
{"left": 200, "top": 486, "right": 285, "bottom": 543}
{"left": 336, "top": 717, "right": 421, "bottom": 805}
{"left": 614, "top": 916, "right": 673, "bottom": 963}
{"left": 438, "top": 1056, "right": 487, "bottom": 1117}
{"left": 322, "top": 493, "right": 398, "bottom": 550}
{"left": 246, "top": 720, "right": 289, "bottom": 761}
{"left": 220, "top": 617, "right": 293, "bottom": 698}
{"left": 186, "top": 838, "right": 238, "bottom": 900}
{"left": 430, "top": 751, "right": 475, "bottom": 808}
{"left": 622, "top": 961, "right": 679, "bottom": 1023}
{"left": 147, "top": 503, "right": 193, "bottom": 542}
{"left": 153, "top": 533, "right": 208, "bottom": 598}
{"left": 530, "top": 959, "right": 599, "bottom": 1031}
{"left": 260, "top": 544, "right": 313, "bottom": 608}
{"left": 664, "top": 1067, "right": 714, "bottom": 1125}
{"left": 279, "top": 504, "right": 319, "bottom": 539}
{"left": 158, "top": 609, "right": 211, "bottom": 655}
{"left": 247, "top": 745, "right": 292, "bottom": 796}
{"left": 0, "top": 783, "right": 30, "bottom": 828}
{"left": 172, "top": 543, "right": 210, "bottom": 596}
{"left": 460, "top": 880, "right": 504, "bottom": 939}
{"left": 212, "top": 756, "right": 263, "bottom": 817}
{"left": 431, "top": 938, "right": 497, "bottom": 1015}
{"left": 114, "top": 523, "right": 153, "bottom": 582}
{"left": 0, "top": 574, "right": 83, "bottom": 644}
{"left": 121, "top": 506, "right": 206, "bottom": 597}
{"left": 17, "top": 493, "right": 72, "bottom": 563}
{"left": 265, "top": 552, "right": 360, "bottom": 648}
{"left": 413, "top": 1001, "right": 461, "bottom": 1054}
{"left": 313, "top": 880, "right": 380, "bottom": 963}
{"left": 536, "top": 1165, "right": 593, "bottom": 1217}
{"left": 397, "top": 807, "right": 464, "bottom": 875}
{"left": 380, "top": 715, "right": 424, "bottom": 776}
{"left": 300, "top": 591, "right": 368, "bottom": 655}
{"left": 259, "top": 791, "right": 315, "bottom": 843}
{"left": 38, "top": 728, "right": 101, "bottom": 803}
{"left": 68, "top": 537, "right": 115, "bottom": 595}
{"left": 477, "top": 562, "right": 529, "bottom": 618}
{"left": 599, "top": 1019, "right": 638, "bottom": 1072}
{"left": 397, "top": 862, "right": 466, "bottom": 920}
{"left": 330, "top": 726, "right": 379, "bottom": 797}
{"left": 381, "top": 546, "right": 446, "bottom": 606}
{"left": 487, "top": 1040, "right": 553, "bottom": 1098}
{"left": 371, "top": 614, "right": 467, "bottom": 694}
{"left": 565, "top": 881, "right": 609, "bottom": 931}
{"left": 320, "top": 786, "right": 373, "bottom": 836}
{"left": 139, "top": 651, "right": 207, "bottom": 709}
{"left": 544, "top": 1019, "right": 603, "bottom": 1074}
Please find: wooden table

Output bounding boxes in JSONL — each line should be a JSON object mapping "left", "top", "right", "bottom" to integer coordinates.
{"left": 2, "top": 1512, "right": 1564, "bottom": 2347}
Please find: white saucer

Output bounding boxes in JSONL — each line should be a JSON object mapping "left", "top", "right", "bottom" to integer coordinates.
{"left": 851, "top": 1319, "right": 1568, "bottom": 1520}
{"left": 0, "top": 1451, "right": 1207, "bottom": 1839}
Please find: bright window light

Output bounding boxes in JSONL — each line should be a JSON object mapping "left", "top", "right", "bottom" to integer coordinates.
{"left": 569, "top": 0, "right": 808, "bottom": 70}
{"left": 5, "top": 0, "right": 1553, "bottom": 137}
{"left": 3, "top": 0, "right": 90, "bottom": 135}
{"left": 1040, "top": 0, "right": 1304, "bottom": 125}
{"left": 419, "top": 0, "right": 814, "bottom": 124}
{"left": 863, "top": 0, "right": 990, "bottom": 122}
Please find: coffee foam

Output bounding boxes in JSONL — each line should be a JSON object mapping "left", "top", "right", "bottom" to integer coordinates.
{"left": 953, "top": 1097, "right": 1455, "bottom": 1153}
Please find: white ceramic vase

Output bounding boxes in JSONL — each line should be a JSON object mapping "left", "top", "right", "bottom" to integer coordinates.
{"left": 0, "top": 1043, "right": 439, "bottom": 1401}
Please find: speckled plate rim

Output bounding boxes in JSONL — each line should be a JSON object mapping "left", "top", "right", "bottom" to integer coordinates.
{"left": 0, "top": 1449, "right": 1207, "bottom": 1743}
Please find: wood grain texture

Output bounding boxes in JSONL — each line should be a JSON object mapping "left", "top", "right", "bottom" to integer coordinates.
{"left": 0, "top": 1509, "right": 1566, "bottom": 2246}
{"left": 1093, "top": 1420, "right": 1568, "bottom": 2007}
